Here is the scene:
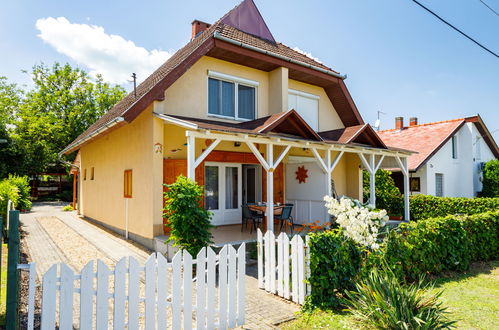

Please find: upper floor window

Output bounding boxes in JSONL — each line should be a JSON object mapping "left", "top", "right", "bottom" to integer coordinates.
{"left": 208, "top": 71, "right": 258, "bottom": 121}
{"left": 451, "top": 135, "right": 458, "bottom": 159}
{"left": 288, "top": 89, "right": 319, "bottom": 130}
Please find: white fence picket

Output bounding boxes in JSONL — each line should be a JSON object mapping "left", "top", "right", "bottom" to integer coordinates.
{"left": 290, "top": 235, "right": 299, "bottom": 303}
{"left": 28, "top": 244, "right": 245, "bottom": 330}
{"left": 218, "top": 245, "right": 228, "bottom": 330}
{"left": 156, "top": 252, "right": 168, "bottom": 330}
{"left": 144, "top": 254, "right": 157, "bottom": 330}
{"left": 41, "top": 264, "right": 57, "bottom": 330}
{"left": 79, "top": 261, "right": 94, "bottom": 330}
{"left": 171, "top": 252, "right": 182, "bottom": 329}
{"left": 282, "top": 234, "right": 290, "bottom": 300}
{"left": 277, "top": 233, "right": 284, "bottom": 296}
{"left": 264, "top": 231, "right": 271, "bottom": 291}
{"left": 183, "top": 250, "right": 193, "bottom": 330}
{"left": 113, "top": 258, "right": 127, "bottom": 330}
{"left": 227, "top": 245, "right": 237, "bottom": 328}
{"left": 257, "top": 229, "right": 264, "bottom": 288}
{"left": 206, "top": 247, "right": 216, "bottom": 329}
{"left": 196, "top": 247, "right": 207, "bottom": 330}
{"left": 128, "top": 257, "right": 140, "bottom": 330}
{"left": 297, "top": 236, "right": 306, "bottom": 304}
{"left": 59, "top": 263, "right": 74, "bottom": 329}
{"left": 269, "top": 231, "right": 276, "bottom": 294}
{"left": 237, "top": 243, "right": 246, "bottom": 326}
{"left": 96, "top": 260, "right": 110, "bottom": 330}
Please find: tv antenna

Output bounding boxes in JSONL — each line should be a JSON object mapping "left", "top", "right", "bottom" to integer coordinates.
{"left": 130, "top": 73, "right": 137, "bottom": 99}
{"left": 374, "top": 110, "right": 386, "bottom": 131}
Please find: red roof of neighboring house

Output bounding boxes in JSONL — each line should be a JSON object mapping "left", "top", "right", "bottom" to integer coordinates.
{"left": 62, "top": 0, "right": 364, "bottom": 155}
{"left": 378, "top": 116, "right": 499, "bottom": 171}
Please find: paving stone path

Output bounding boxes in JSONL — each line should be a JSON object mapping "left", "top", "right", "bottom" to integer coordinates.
{"left": 21, "top": 202, "right": 299, "bottom": 329}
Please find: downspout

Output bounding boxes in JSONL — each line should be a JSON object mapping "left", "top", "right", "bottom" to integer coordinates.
{"left": 213, "top": 31, "right": 347, "bottom": 80}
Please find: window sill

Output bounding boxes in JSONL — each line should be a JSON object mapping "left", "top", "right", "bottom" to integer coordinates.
{"left": 207, "top": 113, "right": 254, "bottom": 122}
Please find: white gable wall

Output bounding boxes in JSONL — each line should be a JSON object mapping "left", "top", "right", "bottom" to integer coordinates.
{"left": 412, "top": 123, "right": 496, "bottom": 197}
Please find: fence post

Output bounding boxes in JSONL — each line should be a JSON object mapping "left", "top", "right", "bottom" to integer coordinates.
{"left": 6, "top": 210, "right": 20, "bottom": 330}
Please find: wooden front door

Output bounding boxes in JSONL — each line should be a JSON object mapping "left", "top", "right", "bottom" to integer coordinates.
{"left": 262, "top": 163, "right": 285, "bottom": 204}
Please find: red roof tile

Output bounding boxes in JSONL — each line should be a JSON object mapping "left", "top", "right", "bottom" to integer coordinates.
{"left": 377, "top": 119, "right": 465, "bottom": 171}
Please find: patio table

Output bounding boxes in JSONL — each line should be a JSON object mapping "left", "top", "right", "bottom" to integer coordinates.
{"left": 247, "top": 204, "right": 284, "bottom": 231}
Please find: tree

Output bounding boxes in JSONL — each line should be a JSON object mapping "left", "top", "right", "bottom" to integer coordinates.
{"left": 481, "top": 159, "right": 499, "bottom": 197}
{"left": 363, "top": 169, "right": 404, "bottom": 216}
{"left": 9, "top": 62, "right": 126, "bottom": 175}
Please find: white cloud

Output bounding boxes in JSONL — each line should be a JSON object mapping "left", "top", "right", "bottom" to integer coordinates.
{"left": 35, "top": 17, "right": 172, "bottom": 84}
{"left": 292, "top": 47, "right": 323, "bottom": 64}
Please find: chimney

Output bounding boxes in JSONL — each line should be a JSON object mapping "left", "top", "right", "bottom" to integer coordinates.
{"left": 395, "top": 117, "right": 404, "bottom": 130}
{"left": 191, "top": 20, "right": 211, "bottom": 39}
{"left": 409, "top": 117, "right": 418, "bottom": 127}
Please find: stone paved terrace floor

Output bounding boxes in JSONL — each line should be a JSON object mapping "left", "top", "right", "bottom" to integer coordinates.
{"left": 20, "top": 202, "right": 300, "bottom": 329}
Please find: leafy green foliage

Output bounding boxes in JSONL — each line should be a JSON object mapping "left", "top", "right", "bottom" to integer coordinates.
{"left": 345, "top": 264, "right": 456, "bottom": 330}
{"left": 0, "top": 175, "right": 32, "bottom": 219}
{"left": 62, "top": 205, "right": 74, "bottom": 212}
{"left": 459, "top": 212, "right": 499, "bottom": 261}
{"left": 163, "top": 176, "right": 213, "bottom": 256}
{"left": 0, "top": 181, "right": 18, "bottom": 220}
{"left": 363, "top": 169, "right": 404, "bottom": 216}
{"left": 409, "top": 195, "right": 499, "bottom": 220}
{"left": 481, "top": 159, "right": 499, "bottom": 197}
{"left": 1, "top": 63, "right": 125, "bottom": 176}
{"left": 305, "top": 229, "right": 363, "bottom": 309}
{"left": 6, "top": 175, "right": 31, "bottom": 210}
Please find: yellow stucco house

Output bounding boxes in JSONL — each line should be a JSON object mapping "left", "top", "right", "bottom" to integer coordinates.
{"left": 62, "top": 0, "right": 413, "bottom": 250}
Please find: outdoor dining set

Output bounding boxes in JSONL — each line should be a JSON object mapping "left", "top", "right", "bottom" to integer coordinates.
{"left": 241, "top": 202, "right": 295, "bottom": 234}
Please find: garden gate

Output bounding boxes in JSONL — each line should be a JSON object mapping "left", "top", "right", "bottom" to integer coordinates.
{"left": 257, "top": 229, "right": 310, "bottom": 304}
{"left": 24, "top": 244, "right": 246, "bottom": 330}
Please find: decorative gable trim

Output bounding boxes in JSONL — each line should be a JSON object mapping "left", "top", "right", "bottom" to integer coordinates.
{"left": 258, "top": 110, "right": 323, "bottom": 141}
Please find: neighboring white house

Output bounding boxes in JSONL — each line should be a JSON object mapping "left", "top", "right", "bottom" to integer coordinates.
{"left": 378, "top": 116, "right": 498, "bottom": 198}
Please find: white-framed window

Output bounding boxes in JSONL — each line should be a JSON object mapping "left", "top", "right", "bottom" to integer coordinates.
{"left": 288, "top": 89, "right": 319, "bottom": 130}
{"left": 207, "top": 70, "right": 258, "bottom": 121}
{"left": 451, "top": 135, "right": 458, "bottom": 159}
{"left": 435, "top": 173, "right": 444, "bottom": 197}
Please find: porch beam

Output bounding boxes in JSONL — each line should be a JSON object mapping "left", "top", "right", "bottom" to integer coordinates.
{"left": 187, "top": 134, "right": 196, "bottom": 179}
{"left": 194, "top": 138, "right": 221, "bottom": 168}
{"left": 395, "top": 156, "right": 410, "bottom": 221}
{"left": 374, "top": 155, "right": 385, "bottom": 172}
{"left": 185, "top": 130, "right": 412, "bottom": 158}
{"left": 330, "top": 151, "right": 344, "bottom": 172}
{"left": 246, "top": 142, "right": 270, "bottom": 171}
{"left": 266, "top": 143, "right": 274, "bottom": 232}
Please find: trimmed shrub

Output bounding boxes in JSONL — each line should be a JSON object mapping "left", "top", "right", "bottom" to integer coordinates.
{"left": 163, "top": 176, "right": 213, "bottom": 256}
{"left": 482, "top": 159, "right": 499, "bottom": 197}
{"left": 459, "top": 211, "right": 499, "bottom": 261}
{"left": 410, "top": 194, "right": 499, "bottom": 220}
{"left": 306, "top": 229, "right": 363, "bottom": 309}
{"left": 0, "top": 180, "right": 19, "bottom": 220}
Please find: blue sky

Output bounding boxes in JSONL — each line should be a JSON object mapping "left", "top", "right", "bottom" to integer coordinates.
{"left": 1, "top": 0, "right": 498, "bottom": 139}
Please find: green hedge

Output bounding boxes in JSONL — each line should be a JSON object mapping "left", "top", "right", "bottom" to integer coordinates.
{"left": 409, "top": 194, "right": 499, "bottom": 220}
{"left": 0, "top": 175, "right": 32, "bottom": 220}
{"left": 482, "top": 159, "right": 499, "bottom": 197}
{"left": 306, "top": 229, "right": 362, "bottom": 309}
{"left": 306, "top": 211, "right": 499, "bottom": 309}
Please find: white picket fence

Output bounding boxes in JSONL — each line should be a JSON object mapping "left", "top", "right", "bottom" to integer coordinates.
{"left": 25, "top": 244, "right": 246, "bottom": 330}
{"left": 257, "top": 229, "right": 309, "bottom": 304}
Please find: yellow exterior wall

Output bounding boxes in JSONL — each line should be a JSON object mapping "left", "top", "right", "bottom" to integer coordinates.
{"left": 161, "top": 56, "right": 271, "bottom": 121}
{"left": 288, "top": 79, "right": 344, "bottom": 132}
{"left": 80, "top": 106, "right": 163, "bottom": 239}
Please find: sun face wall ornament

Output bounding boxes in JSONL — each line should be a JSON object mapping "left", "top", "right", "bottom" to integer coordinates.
{"left": 295, "top": 165, "right": 308, "bottom": 184}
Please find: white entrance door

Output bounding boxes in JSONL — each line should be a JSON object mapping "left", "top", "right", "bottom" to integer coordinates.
{"left": 204, "top": 162, "right": 242, "bottom": 226}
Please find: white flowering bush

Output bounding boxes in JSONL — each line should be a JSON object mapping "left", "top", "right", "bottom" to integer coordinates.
{"left": 324, "top": 196, "right": 388, "bottom": 250}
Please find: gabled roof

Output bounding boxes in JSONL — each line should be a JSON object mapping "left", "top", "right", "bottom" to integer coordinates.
{"left": 62, "top": 0, "right": 365, "bottom": 155}
{"left": 377, "top": 115, "right": 499, "bottom": 171}
{"left": 319, "top": 124, "right": 387, "bottom": 148}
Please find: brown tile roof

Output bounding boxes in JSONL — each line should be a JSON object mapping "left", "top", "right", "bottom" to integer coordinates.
{"left": 377, "top": 118, "right": 465, "bottom": 171}
{"left": 319, "top": 124, "right": 388, "bottom": 149}
{"left": 62, "top": 1, "right": 344, "bottom": 154}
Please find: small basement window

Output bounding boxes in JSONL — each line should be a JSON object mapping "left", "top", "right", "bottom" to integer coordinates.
{"left": 91, "top": 167, "right": 95, "bottom": 180}
{"left": 83, "top": 169, "right": 87, "bottom": 181}
{"left": 124, "top": 169, "right": 133, "bottom": 198}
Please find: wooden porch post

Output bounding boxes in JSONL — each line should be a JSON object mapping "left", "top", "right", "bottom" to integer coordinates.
{"left": 72, "top": 172, "right": 77, "bottom": 209}
{"left": 396, "top": 156, "right": 410, "bottom": 221}
{"left": 369, "top": 154, "right": 376, "bottom": 206}
{"left": 186, "top": 134, "right": 195, "bottom": 180}
{"left": 266, "top": 143, "right": 274, "bottom": 232}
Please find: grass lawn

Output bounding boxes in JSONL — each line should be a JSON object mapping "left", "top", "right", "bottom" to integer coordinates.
{"left": 0, "top": 243, "right": 7, "bottom": 326}
{"left": 282, "top": 261, "right": 498, "bottom": 329}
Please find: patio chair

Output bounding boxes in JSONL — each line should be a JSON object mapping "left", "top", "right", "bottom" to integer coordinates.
{"left": 274, "top": 205, "right": 294, "bottom": 234}
{"left": 241, "top": 205, "right": 263, "bottom": 233}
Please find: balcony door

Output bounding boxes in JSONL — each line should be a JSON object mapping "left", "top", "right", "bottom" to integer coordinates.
{"left": 204, "top": 162, "right": 242, "bottom": 226}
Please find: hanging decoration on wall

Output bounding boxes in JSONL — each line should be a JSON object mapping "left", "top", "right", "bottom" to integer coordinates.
{"left": 154, "top": 142, "right": 163, "bottom": 154}
{"left": 295, "top": 166, "right": 308, "bottom": 184}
